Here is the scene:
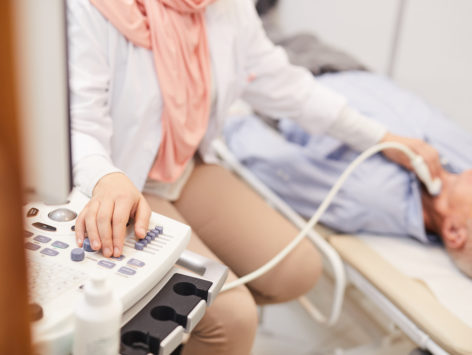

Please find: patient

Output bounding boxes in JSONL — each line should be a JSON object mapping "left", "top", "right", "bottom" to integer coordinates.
{"left": 422, "top": 170, "right": 472, "bottom": 276}
{"left": 224, "top": 71, "right": 472, "bottom": 277}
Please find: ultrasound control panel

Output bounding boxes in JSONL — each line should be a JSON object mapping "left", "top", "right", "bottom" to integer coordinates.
{"left": 23, "top": 189, "right": 195, "bottom": 355}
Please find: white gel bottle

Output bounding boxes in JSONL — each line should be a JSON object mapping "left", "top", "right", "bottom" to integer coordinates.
{"left": 73, "top": 274, "right": 122, "bottom": 355}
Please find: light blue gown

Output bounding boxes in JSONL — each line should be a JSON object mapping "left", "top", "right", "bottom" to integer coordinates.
{"left": 225, "top": 71, "right": 472, "bottom": 243}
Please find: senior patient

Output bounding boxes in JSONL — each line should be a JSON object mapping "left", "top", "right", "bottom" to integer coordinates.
{"left": 422, "top": 170, "right": 472, "bottom": 275}
{"left": 225, "top": 71, "right": 472, "bottom": 276}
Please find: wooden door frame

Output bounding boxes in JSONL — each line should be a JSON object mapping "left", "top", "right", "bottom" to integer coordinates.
{"left": 0, "top": 1, "right": 33, "bottom": 354}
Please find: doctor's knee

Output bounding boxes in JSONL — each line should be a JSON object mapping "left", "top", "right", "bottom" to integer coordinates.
{"left": 251, "top": 240, "right": 322, "bottom": 304}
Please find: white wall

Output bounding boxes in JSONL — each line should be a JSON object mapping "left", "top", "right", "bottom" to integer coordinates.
{"left": 276, "top": 0, "right": 398, "bottom": 74}
{"left": 393, "top": 0, "right": 472, "bottom": 133}
{"left": 276, "top": 0, "right": 472, "bottom": 134}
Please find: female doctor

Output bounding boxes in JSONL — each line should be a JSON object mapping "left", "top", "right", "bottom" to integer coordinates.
{"left": 68, "top": 0, "right": 441, "bottom": 354}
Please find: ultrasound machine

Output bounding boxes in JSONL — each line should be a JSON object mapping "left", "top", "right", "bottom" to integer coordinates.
{"left": 24, "top": 191, "right": 227, "bottom": 355}
{"left": 13, "top": 0, "right": 228, "bottom": 354}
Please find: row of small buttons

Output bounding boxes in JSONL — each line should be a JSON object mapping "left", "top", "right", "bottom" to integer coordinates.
{"left": 25, "top": 223, "right": 153, "bottom": 277}
{"left": 79, "top": 232, "right": 147, "bottom": 277}
{"left": 33, "top": 236, "right": 69, "bottom": 249}
{"left": 25, "top": 242, "right": 60, "bottom": 257}
{"left": 26, "top": 238, "right": 141, "bottom": 278}
{"left": 25, "top": 234, "right": 69, "bottom": 257}
{"left": 71, "top": 246, "right": 142, "bottom": 277}
{"left": 134, "top": 225, "right": 163, "bottom": 250}
{"left": 97, "top": 258, "right": 146, "bottom": 277}
{"left": 96, "top": 258, "right": 145, "bottom": 269}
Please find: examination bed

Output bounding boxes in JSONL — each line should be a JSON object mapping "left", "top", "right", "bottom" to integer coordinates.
{"left": 330, "top": 233, "right": 472, "bottom": 355}
{"left": 213, "top": 139, "right": 472, "bottom": 355}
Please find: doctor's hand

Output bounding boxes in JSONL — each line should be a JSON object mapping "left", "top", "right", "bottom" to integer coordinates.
{"left": 75, "top": 172, "right": 151, "bottom": 258}
{"left": 380, "top": 132, "right": 441, "bottom": 180}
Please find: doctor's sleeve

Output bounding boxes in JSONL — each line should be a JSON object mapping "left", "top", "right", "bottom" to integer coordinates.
{"left": 238, "top": 1, "right": 386, "bottom": 150}
{"left": 67, "top": 0, "right": 122, "bottom": 197}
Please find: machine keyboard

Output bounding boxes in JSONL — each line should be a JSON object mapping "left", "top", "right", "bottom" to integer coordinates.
{"left": 23, "top": 189, "right": 191, "bottom": 354}
{"left": 27, "top": 256, "right": 88, "bottom": 305}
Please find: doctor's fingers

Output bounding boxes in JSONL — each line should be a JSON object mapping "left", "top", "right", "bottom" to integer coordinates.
{"left": 76, "top": 199, "right": 102, "bottom": 251}
{"left": 75, "top": 210, "right": 86, "bottom": 247}
{"left": 416, "top": 142, "right": 441, "bottom": 180}
{"left": 111, "top": 198, "right": 135, "bottom": 257}
{"left": 133, "top": 196, "right": 151, "bottom": 239}
{"left": 96, "top": 199, "right": 115, "bottom": 257}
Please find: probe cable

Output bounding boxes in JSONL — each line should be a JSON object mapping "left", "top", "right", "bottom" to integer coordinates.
{"left": 221, "top": 142, "right": 438, "bottom": 292}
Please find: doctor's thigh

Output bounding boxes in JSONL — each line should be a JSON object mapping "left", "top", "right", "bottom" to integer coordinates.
{"left": 144, "top": 164, "right": 321, "bottom": 355}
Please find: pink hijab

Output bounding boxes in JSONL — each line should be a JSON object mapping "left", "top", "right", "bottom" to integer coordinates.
{"left": 90, "top": 0, "right": 215, "bottom": 182}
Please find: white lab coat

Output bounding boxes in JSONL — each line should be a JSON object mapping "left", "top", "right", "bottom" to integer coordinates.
{"left": 68, "top": 0, "right": 379, "bottom": 197}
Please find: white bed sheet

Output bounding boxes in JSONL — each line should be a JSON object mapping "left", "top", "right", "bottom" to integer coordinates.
{"left": 358, "top": 234, "right": 472, "bottom": 328}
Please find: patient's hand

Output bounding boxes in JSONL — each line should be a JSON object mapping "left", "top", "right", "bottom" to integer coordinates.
{"left": 75, "top": 172, "right": 151, "bottom": 258}
{"left": 380, "top": 132, "right": 441, "bottom": 180}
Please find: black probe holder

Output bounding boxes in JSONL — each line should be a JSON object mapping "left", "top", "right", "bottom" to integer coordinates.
{"left": 120, "top": 273, "right": 212, "bottom": 355}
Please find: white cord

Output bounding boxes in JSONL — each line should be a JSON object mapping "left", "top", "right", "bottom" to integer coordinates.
{"left": 221, "top": 142, "right": 438, "bottom": 292}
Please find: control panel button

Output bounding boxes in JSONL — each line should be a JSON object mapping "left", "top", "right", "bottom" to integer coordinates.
{"left": 26, "top": 208, "right": 39, "bottom": 217}
{"left": 145, "top": 235, "right": 152, "bottom": 243}
{"left": 34, "top": 235, "right": 51, "bottom": 244}
{"left": 25, "top": 242, "right": 41, "bottom": 251}
{"left": 140, "top": 239, "right": 148, "bottom": 246}
{"left": 118, "top": 267, "right": 136, "bottom": 276}
{"left": 134, "top": 241, "right": 145, "bottom": 251}
{"left": 83, "top": 238, "right": 95, "bottom": 252}
{"left": 112, "top": 255, "right": 125, "bottom": 261}
{"left": 52, "top": 241, "right": 69, "bottom": 249}
{"left": 127, "top": 258, "right": 145, "bottom": 268}
{"left": 71, "top": 248, "right": 85, "bottom": 262}
{"left": 48, "top": 208, "right": 77, "bottom": 222}
{"left": 33, "top": 222, "right": 57, "bottom": 232}
{"left": 154, "top": 226, "right": 163, "bottom": 234}
{"left": 98, "top": 260, "right": 116, "bottom": 269}
{"left": 40, "top": 248, "right": 59, "bottom": 257}
{"left": 71, "top": 225, "right": 75, "bottom": 232}
{"left": 24, "top": 231, "right": 34, "bottom": 238}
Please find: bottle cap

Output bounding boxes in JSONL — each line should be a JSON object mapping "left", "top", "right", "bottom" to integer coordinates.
{"left": 84, "top": 273, "right": 112, "bottom": 306}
